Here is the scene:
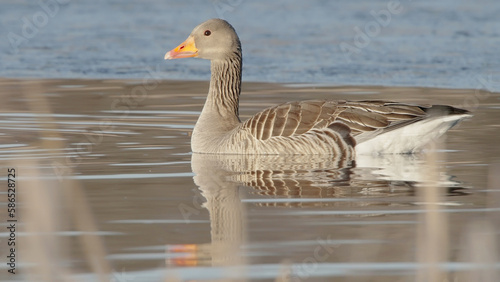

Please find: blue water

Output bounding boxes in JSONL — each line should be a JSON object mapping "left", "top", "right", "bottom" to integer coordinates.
{"left": 1, "top": 0, "right": 499, "bottom": 91}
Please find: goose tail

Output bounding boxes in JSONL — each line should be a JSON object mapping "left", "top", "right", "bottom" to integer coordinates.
{"left": 355, "top": 106, "right": 471, "bottom": 155}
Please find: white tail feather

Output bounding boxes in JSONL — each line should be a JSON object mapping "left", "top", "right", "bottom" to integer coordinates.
{"left": 355, "top": 114, "right": 471, "bottom": 155}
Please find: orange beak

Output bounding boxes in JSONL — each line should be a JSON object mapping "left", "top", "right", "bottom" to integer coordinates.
{"left": 164, "top": 36, "right": 198, "bottom": 60}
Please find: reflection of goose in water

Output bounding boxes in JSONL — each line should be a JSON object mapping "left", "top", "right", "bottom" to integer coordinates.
{"left": 190, "top": 153, "right": 248, "bottom": 275}
{"left": 188, "top": 153, "right": 466, "bottom": 279}
{"left": 192, "top": 153, "right": 466, "bottom": 209}
{"left": 165, "top": 19, "right": 471, "bottom": 156}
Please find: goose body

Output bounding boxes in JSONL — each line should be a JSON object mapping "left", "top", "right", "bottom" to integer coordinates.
{"left": 165, "top": 19, "right": 470, "bottom": 156}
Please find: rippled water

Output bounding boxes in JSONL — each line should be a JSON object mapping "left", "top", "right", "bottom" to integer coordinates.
{"left": 1, "top": 0, "right": 499, "bottom": 91}
{"left": 1, "top": 79, "right": 499, "bottom": 281}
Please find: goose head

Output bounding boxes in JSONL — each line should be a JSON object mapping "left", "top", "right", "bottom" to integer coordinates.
{"left": 164, "top": 19, "right": 241, "bottom": 61}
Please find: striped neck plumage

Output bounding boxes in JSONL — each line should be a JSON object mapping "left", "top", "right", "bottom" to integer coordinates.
{"left": 207, "top": 53, "right": 242, "bottom": 121}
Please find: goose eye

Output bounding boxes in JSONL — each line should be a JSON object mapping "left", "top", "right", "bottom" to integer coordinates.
{"left": 204, "top": 30, "right": 211, "bottom": 36}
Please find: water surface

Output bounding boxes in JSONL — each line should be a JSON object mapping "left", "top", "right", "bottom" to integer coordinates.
{"left": 1, "top": 0, "right": 499, "bottom": 91}
{"left": 0, "top": 79, "right": 499, "bottom": 281}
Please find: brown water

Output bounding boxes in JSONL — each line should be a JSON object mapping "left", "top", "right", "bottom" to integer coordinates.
{"left": 1, "top": 79, "right": 499, "bottom": 281}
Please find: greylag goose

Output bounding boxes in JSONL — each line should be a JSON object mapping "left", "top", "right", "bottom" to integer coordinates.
{"left": 165, "top": 19, "right": 470, "bottom": 156}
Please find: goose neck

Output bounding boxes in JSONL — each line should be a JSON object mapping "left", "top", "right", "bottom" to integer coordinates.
{"left": 206, "top": 56, "right": 242, "bottom": 121}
